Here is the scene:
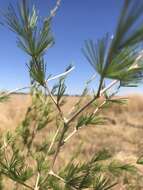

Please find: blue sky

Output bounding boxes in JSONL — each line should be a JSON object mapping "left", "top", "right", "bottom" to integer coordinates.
{"left": 0, "top": 0, "right": 143, "bottom": 95}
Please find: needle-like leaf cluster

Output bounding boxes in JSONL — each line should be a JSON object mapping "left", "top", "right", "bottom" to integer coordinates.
{"left": 83, "top": 0, "right": 143, "bottom": 87}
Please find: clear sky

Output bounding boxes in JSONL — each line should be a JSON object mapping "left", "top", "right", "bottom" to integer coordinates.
{"left": 0, "top": 0, "right": 143, "bottom": 95}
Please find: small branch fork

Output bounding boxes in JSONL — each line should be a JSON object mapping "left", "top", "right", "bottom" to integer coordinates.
{"left": 63, "top": 100, "right": 107, "bottom": 144}
{"left": 48, "top": 170, "right": 77, "bottom": 190}
{"left": 45, "top": 84, "right": 66, "bottom": 123}
{"left": 66, "top": 80, "right": 118, "bottom": 125}
{"left": 45, "top": 67, "right": 75, "bottom": 153}
{"left": 49, "top": 170, "right": 65, "bottom": 182}
{"left": 50, "top": 79, "right": 118, "bottom": 170}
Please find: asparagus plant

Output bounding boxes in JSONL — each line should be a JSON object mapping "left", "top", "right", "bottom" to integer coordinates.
{"left": 0, "top": 0, "right": 143, "bottom": 189}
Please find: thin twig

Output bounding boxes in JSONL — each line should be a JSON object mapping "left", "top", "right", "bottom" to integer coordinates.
{"left": 45, "top": 66, "right": 75, "bottom": 122}
{"left": 41, "top": 169, "right": 65, "bottom": 188}
{"left": 46, "top": 66, "right": 75, "bottom": 82}
{"left": 48, "top": 0, "right": 62, "bottom": 20}
{"left": 45, "top": 84, "right": 67, "bottom": 123}
{"left": 93, "top": 100, "right": 106, "bottom": 114}
{"left": 51, "top": 123, "right": 67, "bottom": 169}
{"left": 48, "top": 126, "right": 60, "bottom": 154}
{"left": 16, "top": 181, "right": 34, "bottom": 190}
{"left": 49, "top": 170, "right": 65, "bottom": 182}
{"left": 100, "top": 80, "right": 118, "bottom": 94}
{"left": 67, "top": 73, "right": 95, "bottom": 116}
{"left": 3, "top": 137, "right": 9, "bottom": 167}
{"left": 42, "top": 170, "right": 77, "bottom": 190}
{"left": 6, "top": 86, "right": 30, "bottom": 94}
{"left": 0, "top": 86, "right": 30, "bottom": 98}
{"left": 34, "top": 173, "right": 40, "bottom": 190}
{"left": 63, "top": 128, "right": 77, "bottom": 143}
{"left": 48, "top": 170, "right": 77, "bottom": 190}
{"left": 63, "top": 100, "right": 107, "bottom": 144}
{"left": 45, "top": 81, "right": 68, "bottom": 168}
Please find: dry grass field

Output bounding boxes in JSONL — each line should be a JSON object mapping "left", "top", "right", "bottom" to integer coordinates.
{"left": 1, "top": 94, "right": 143, "bottom": 158}
{"left": 1, "top": 94, "right": 143, "bottom": 189}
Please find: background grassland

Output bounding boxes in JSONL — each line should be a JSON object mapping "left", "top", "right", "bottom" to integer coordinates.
{"left": 1, "top": 94, "right": 143, "bottom": 162}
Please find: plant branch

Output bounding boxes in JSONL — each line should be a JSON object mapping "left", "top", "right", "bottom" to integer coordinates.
{"left": 41, "top": 170, "right": 65, "bottom": 188}
{"left": 97, "top": 77, "right": 104, "bottom": 97}
{"left": 63, "top": 128, "right": 77, "bottom": 143}
{"left": 48, "top": 0, "right": 62, "bottom": 20}
{"left": 63, "top": 100, "right": 107, "bottom": 144}
{"left": 48, "top": 126, "right": 61, "bottom": 154}
{"left": 44, "top": 79, "right": 68, "bottom": 169}
{"left": 51, "top": 123, "right": 68, "bottom": 169}
{"left": 34, "top": 173, "right": 40, "bottom": 190}
{"left": 15, "top": 180, "right": 34, "bottom": 190}
{"left": 93, "top": 100, "right": 107, "bottom": 114}
{"left": 48, "top": 170, "right": 77, "bottom": 190}
{"left": 49, "top": 170, "right": 65, "bottom": 182}
{"left": 0, "top": 86, "right": 30, "bottom": 99}
{"left": 46, "top": 66, "right": 75, "bottom": 82}
{"left": 45, "top": 84, "right": 67, "bottom": 123}
{"left": 45, "top": 66, "right": 75, "bottom": 123}
{"left": 67, "top": 80, "right": 118, "bottom": 125}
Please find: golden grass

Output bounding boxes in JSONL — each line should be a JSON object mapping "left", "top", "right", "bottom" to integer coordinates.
{"left": 1, "top": 94, "right": 143, "bottom": 189}
{"left": 1, "top": 94, "right": 143, "bottom": 157}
